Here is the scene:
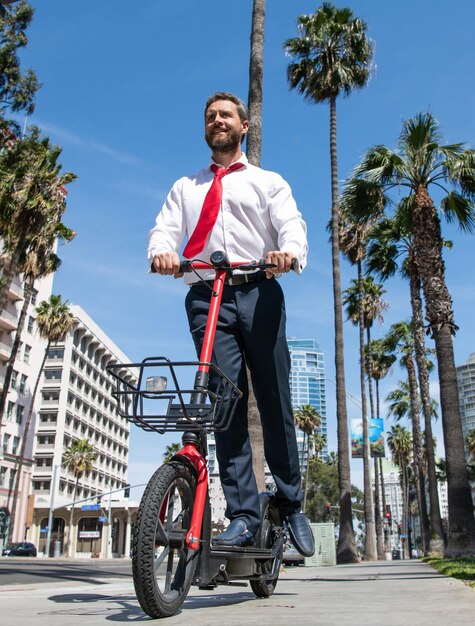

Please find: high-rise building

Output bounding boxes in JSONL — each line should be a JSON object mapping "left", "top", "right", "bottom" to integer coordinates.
{"left": 0, "top": 269, "right": 54, "bottom": 549}
{"left": 288, "top": 338, "right": 328, "bottom": 460}
{"left": 456, "top": 352, "right": 475, "bottom": 452}
{"left": 31, "top": 304, "right": 135, "bottom": 557}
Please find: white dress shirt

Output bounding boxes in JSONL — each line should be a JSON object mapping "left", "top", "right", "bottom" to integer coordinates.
{"left": 147, "top": 153, "right": 308, "bottom": 284}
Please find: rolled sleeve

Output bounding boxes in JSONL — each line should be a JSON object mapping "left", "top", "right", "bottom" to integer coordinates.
{"left": 147, "top": 179, "right": 186, "bottom": 264}
{"left": 268, "top": 175, "right": 308, "bottom": 273}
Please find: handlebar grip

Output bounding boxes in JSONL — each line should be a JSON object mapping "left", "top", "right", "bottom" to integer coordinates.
{"left": 179, "top": 260, "right": 192, "bottom": 273}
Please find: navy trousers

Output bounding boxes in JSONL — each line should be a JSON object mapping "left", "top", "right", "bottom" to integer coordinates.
{"left": 185, "top": 277, "right": 302, "bottom": 534}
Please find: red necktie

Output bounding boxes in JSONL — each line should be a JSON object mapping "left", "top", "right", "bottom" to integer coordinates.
{"left": 183, "top": 163, "right": 244, "bottom": 259}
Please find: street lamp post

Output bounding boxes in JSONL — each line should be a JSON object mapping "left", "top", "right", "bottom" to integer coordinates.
{"left": 45, "top": 462, "right": 61, "bottom": 558}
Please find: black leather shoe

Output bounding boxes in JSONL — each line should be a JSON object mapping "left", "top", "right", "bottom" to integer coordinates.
{"left": 212, "top": 519, "right": 254, "bottom": 548}
{"left": 286, "top": 512, "right": 315, "bottom": 557}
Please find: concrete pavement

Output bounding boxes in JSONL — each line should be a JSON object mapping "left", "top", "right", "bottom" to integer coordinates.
{"left": 0, "top": 559, "right": 473, "bottom": 625}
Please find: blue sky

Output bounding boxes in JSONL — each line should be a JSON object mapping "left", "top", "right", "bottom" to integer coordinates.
{"left": 19, "top": 1, "right": 475, "bottom": 493}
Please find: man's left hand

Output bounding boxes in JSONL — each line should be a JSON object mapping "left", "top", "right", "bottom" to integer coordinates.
{"left": 265, "top": 251, "right": 295, "bottom": 278}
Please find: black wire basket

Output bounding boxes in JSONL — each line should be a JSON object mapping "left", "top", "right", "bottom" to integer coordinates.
{"left": 107, "top": 357, "right": 242, "bottom": 434}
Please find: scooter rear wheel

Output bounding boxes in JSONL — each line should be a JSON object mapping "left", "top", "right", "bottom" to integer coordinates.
{"left": 250, "top": 493, "right": 283, "bottom": 598}
{"left": 132, "top": 461, "right": 198, "bottom": 618}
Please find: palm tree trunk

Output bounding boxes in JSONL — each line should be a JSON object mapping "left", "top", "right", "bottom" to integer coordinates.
{"left": 412, "top": 185, "right": 475, "bottom": 557}
{"left": 405, "top": 352, "right": 431, "bottom": 555}
{"left": 402, "top": 464, "right": 410, "bottom": 559}
{"left": 373, "top": 456, "right": 384, "bottom": 559}
{"left": 7, "top": 340, "right": 50, "bottom": 542}
{"left": 366, "top": 327, "right": 383, "bottom": 558}
{"left": 330, "top": 96, "right": 358, "bottom": 563}
{"left": 246, "top": 0, "right": 265, "bottom": 167}
{"left": 0, "top": 277, "right": 34, "bottom": 429}
{"left": 246, "top": 367, "right": 266, "bottom": 492}
{"left": 245, "top": 0, "right": 267, "bottom": 494}
{"left": 67, "top": 476, "right": 79, "bottom": 557}
{"left": 408, "top": 253, "right": 445, "bottom": 553}
{"left": 357, "top": 261, "right": 376, "bottom": 560}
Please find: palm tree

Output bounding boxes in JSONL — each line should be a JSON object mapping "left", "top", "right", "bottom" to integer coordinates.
{"left": 163, "top": 442, "right": 181, "bottom": 463}
{"left": 245, "top": 0, "right": 267, "bottom": 493}
{"left": 0, "top": 221, "right": 75, "bottom": 427}
{"left": 346, "top": 112, "right": 475, "bottom": 556}
{"left": 63, "top": 438, "right": 96, "bottom": 557}
{"left": 294, "top": 404, "right": 321, "bottom": 514}
{"left": 284, "top": 3, "right": 373, "bottom": 564}
{"left": 343, "top": 276, "right": 388, "bottom": 560}
{"left": 7, "top": 295, "right": 74, "bottom": 542}
{"left": 387, "top": 424, "right": 412, "bottom": 559}
{"left": 384, "top": 323, "right": 431, "bottom": 553}
{"left": 0, "top": 128, "right": 76, "bottom": 316}
{"left": 364, "top": 214, "right": 446, "bottom": 551}
{"left": 368, "top": 338, "right": 396, "bottom": 553}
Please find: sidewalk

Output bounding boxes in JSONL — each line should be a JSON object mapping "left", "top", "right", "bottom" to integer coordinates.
{"left": 0, "top": 559, "right": 472, "bottom": 625}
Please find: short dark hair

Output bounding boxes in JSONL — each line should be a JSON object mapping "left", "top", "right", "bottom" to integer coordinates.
{"left": 204, "top": 92, "right": 249, "bottom": 122}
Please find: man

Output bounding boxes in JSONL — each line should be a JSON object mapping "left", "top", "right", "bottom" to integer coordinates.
{"left": 148, "top": 92, "right": 314, "bottom": 557}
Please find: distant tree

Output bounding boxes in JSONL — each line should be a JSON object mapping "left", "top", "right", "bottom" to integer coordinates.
{"left": 163, "top": 442, "right": 181, "bottom": 463}
{"left": 387, "top": 424, "right": 412, "bottom": 559}
{"left": 305, "top": 455, "right": 364, "bottom": 526}
{"left": 63, "top": 438, "right": 96, "bottom": 556}
{"left": 284, "top": 2, "right": 373, "bottom": 564}
{"left": 0, "top": 1, "right": 40, "bottom": 131}
{"left": 294, "top": 404, "right": 322, "bottom": 513}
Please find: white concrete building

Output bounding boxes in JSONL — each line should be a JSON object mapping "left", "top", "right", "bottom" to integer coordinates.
{"left": 0, "top": 269, "right": 54, "bottom": 549}
{"left": 30, "top": 304, "right": 135, "bottom": 557}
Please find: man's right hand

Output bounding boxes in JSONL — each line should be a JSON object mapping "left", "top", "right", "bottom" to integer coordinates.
{"left": 152, "top": 252, "right": 182, "bottom": 276}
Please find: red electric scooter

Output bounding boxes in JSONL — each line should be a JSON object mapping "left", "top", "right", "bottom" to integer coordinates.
{"left": 108, "top": 251, "right": 285, "bottom": 619}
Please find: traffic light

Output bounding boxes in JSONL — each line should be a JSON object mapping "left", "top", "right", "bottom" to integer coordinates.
{"left": 397, "top": 523, "right": 402, "bottom": 537}
{"left": 124, "top": 485, "right": 130, "bottom": 498}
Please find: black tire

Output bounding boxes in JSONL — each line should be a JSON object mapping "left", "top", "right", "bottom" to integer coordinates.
{"left": 132, "top": 461, "right": 198, "bottom": 618}
{"left": 250, "top": 493, "right": 284, "bottom": 598}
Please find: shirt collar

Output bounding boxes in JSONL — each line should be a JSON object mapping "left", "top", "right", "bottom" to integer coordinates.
{"left": 209, "top": 153, "right": 248, "bottom": 170}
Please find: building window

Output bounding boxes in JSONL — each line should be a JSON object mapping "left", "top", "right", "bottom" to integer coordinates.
{"left": 31, "top": 288, "right": 38, "bottom": 305}
{"left": 11, "top": 370, "right": 18, "bottom": 390}
{"left": 24, "top": 344, "right": 31, "bottom": 364}
{"left": 16, "top": 404, "right": 24, "bottom": 424}
{"left": 44, "top": 369, "right": 62, "bottom": 382}
{"left": 19, "top": 374, "right": 27, "bottom": 394}
{"left": 8, "top": 469, "right": 16, "bottom": 490}
{"left": 27, "top": 315, "right": 35, "bottom": 333}
{"left": 12, "top": 436, "right": 20, "bottom": 455}
{"left": 6, "top": 401, "right": 14, "bottom": 420}
{"left": 2, "top": 434, "right": 10, "bottom": 454}
{"left": 0, "top": 466, "right": 6, "bottom": 487}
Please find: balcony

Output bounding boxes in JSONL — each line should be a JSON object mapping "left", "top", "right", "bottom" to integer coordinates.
{"left": 0, "top": 338, "right": 12, "bottom": 362}
{"left": 0, "top": 308, "right": 17, "bottom": 332}
{"left": 7, "top": 279, "right": 24, "bottom": 302}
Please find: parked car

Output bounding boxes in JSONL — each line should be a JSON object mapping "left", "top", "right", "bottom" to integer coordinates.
{"left": 282, "top": 543, "right": 304, "bottom": 566}
{"left": 2, "top": 541, "right": 37, "bottom": 557}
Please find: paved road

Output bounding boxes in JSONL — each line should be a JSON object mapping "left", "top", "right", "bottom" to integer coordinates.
{"left": 0, "top": 557, "right": 132, "bottom": 586}
{"left": 0, "top": 559, "right": 473, "bottom": 625}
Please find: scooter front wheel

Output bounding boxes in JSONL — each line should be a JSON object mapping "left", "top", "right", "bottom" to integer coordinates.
{"left": 132, "top": 461, "right": 198, "bottom": 618}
